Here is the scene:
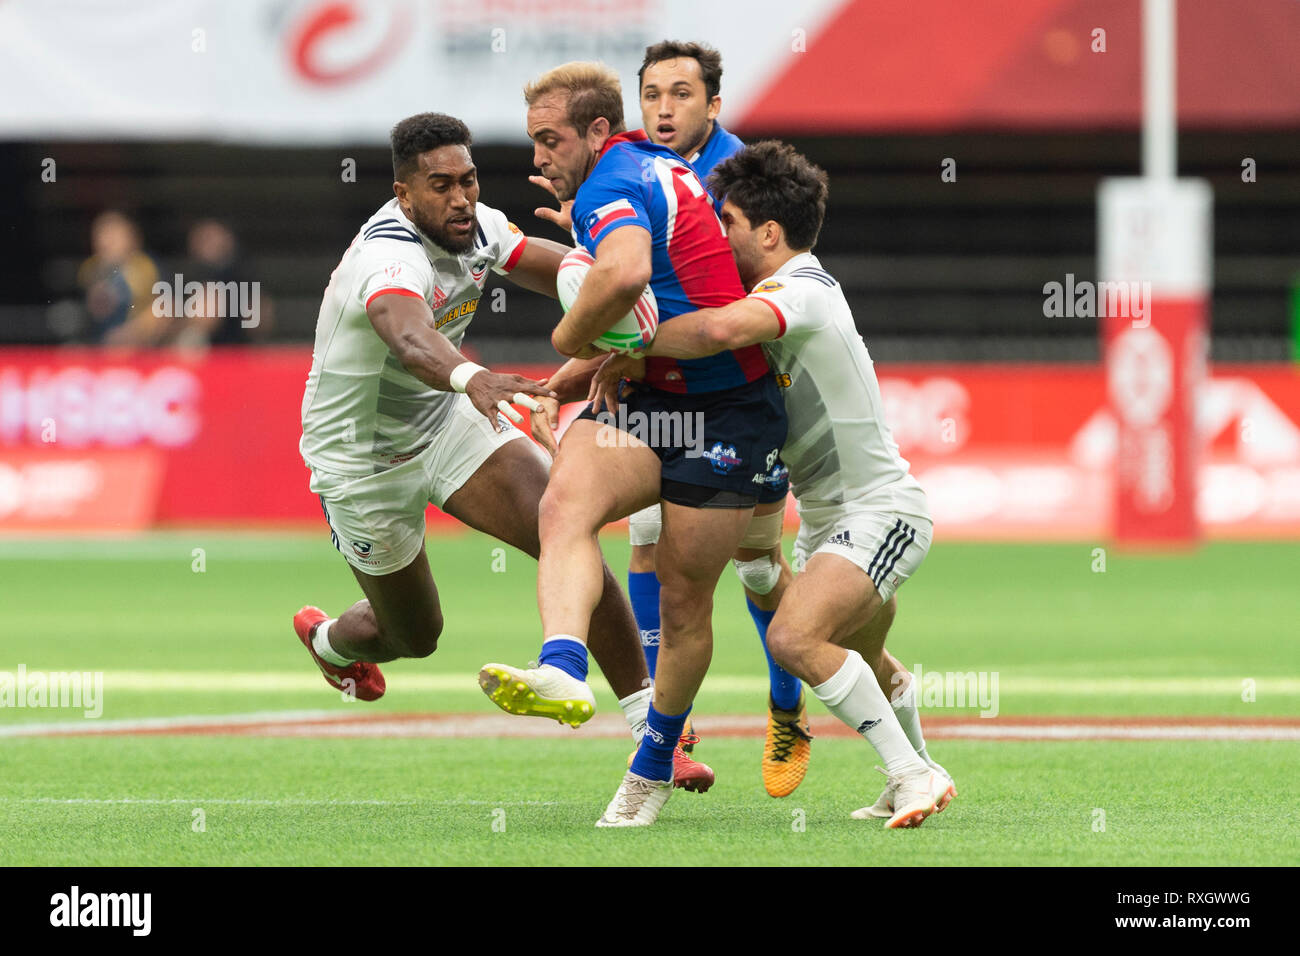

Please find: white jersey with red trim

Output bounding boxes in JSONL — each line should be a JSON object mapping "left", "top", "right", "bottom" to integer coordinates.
{"left": 746, "top": 252, "right": 928, "bottom": 518}
{"left": 300, "top": 198, "right": 527, "bottom": 476}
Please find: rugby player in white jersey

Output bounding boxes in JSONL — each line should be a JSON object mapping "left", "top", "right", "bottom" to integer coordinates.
{"left": 589, "top": 141, "right": 956, "bottom": 827}
{"left": 294, "top": 113, "right": 654, "bottom": 737}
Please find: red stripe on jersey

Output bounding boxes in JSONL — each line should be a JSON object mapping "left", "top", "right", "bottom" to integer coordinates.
{"left": 733, "top": 343, "right": 770, "bottom": 379}
{"left": 501, "top": 235, "right": 528, "bottom": 272}
{"left": 655, "top": 164, "right": 767, "bottom": 388}
{"left": 755, "top": 296, "right": 787, "bottom": 337}
{"left": 365, "top": 287, "right": 423, "bottom": 309}
{"left": 591, "top": 207, "right": 637, "bottom": 239}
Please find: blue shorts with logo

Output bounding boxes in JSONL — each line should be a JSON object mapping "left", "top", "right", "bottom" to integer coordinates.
{"left": 578, "top": 374, "right": 788, "bottom": 509}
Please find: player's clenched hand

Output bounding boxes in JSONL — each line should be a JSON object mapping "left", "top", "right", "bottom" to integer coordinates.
{"left": 465, "top": 372, "right": 556, "bottom": 432}
{"left": 530, "top": 175, "right": 574, "bottom": 232}
{"left": 586, "top": 353, "right": 646, "bottom": 414}
{"left": 530, "top": 395, "right": 561, "bottom": 457}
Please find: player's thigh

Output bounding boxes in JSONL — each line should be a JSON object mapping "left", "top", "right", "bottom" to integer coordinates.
{"left": 774, "top": 551, "right": 882, "bottom": 646}
{"left": 657, "top": 500, "right": 754, "bottom": 587}
{"left": 312, "top": 465, "right": 444, "bottom": 644}
{"left": 442, "top": 431, "right": 551, "bottom": 558}
{"left": 349, "top": 547, "right": 443, "bottom": 646}
{"left": 544, "top": 417, "right": 661, "bottom": 527}
{"left": 733, "top": 495, "right": 786, "bottom": 562}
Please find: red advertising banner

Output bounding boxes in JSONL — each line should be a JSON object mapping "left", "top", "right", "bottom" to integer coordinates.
{"left": 1104, "top": 300, "right": 1208, "bottom": 546}
{"left": 2, "top": 348, "right": 1299, "bottom": 540}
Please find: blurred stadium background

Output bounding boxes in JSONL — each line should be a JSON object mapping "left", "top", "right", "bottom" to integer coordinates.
{"left": 1, "top": 0, "right": 1298, "bottom": 538}
{"left": 0, "top": 0, "right": 1298, "bottom": 867}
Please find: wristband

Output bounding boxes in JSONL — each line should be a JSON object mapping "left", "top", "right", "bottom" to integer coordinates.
{"left": 449, "top": 362, "right": 487, "bottom": 393}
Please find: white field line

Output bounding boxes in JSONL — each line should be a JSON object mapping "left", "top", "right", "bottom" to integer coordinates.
{"left": 2, "top": 710, "right": 1298, "bottom": 741}
{"left": 0, "top": 797, "right": 560, "bottom": 808}
{"left": 2, "top": 671, "right": 1297, "bottom": 696}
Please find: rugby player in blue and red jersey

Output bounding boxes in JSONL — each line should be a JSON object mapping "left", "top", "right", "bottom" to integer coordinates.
{"left": 477, "top": 63, "right": 787, "bottom": 823}
{"left": 527, "top": 43, "right": 809, "bottom": 799}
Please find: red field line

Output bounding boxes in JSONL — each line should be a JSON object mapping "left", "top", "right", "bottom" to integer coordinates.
{"left": 7, "top": 712, "right": 1300, "bottom": 741}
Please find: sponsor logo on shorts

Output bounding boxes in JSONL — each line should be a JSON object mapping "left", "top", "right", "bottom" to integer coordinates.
{"left": 352, "top": 541, "right": 372, "bottom": 558}
{"left": 826, "top": 530, "right": 853, "bottom": 549}
{"left": 703, "top": 442, "right": 741, "bottom": 474}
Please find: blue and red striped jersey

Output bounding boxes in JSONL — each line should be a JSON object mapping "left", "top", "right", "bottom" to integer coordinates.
{"left": 685, "top": 122, "right": 745, "bottom": 211}
{"left": 572, "top": 129, "right": 768, "bottom": 394}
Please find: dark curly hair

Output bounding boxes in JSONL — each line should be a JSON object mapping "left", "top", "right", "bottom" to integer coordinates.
{"left": 707, "top": 140, "right": 829, "bottom": 250}
{"left": 391, "top": 112, "right": 472, "bottom": 181}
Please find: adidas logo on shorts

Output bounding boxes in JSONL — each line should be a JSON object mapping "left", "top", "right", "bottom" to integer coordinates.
{"left": 827, "top": 530, "right": 853, "bottom": 549}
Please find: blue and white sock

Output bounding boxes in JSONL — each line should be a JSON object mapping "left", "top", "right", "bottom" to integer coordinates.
{"left": 629, "top": 702, "right": 688, "bottom": 782}
{"left": 538, "top": 635, "right": 588, "bottom": 681}
{"left": 628, "top": 571, "right": 662, "bottom": 678}
{"left": 746, "top": 598, "right": 801, "bottom": 710}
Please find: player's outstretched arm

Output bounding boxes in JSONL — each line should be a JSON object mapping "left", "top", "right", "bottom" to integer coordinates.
{"left": 645, "top": 297, "right": 782, "bottom": 359}
{"left": 367, "top": 292, "right": 554, "bottom": 428}
{"left": 504, "top": 236, "right": 570, "bottom": 299}
{"left": 551, "top": 226, "right": 652, "bottom": 357}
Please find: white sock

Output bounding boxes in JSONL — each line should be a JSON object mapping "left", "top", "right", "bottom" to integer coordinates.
{"left": 311, "top": 620, "right": 353, "bottom": 667}
{"left": 812, "top": 649, "right": 926, "bottom": 776}
{"left": 619, "top": 686, "right": 654, "bottom": 742}
{"left": 890, "top": 676, "right": 931, "bottom": 763}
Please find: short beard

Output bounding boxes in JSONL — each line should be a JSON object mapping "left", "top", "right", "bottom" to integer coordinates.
{"left": 408, "top": 206, "right": 476, "bottom": 254}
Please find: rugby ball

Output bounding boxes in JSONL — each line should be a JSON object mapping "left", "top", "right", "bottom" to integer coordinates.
{"left": 556, "top": 246, "right": 658, "bottom": 355}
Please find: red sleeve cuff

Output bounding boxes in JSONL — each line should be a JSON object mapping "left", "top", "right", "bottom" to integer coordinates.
{"left": 755, "top": 296, "right": 787, "bottom": 337}
{"left": 365, "top": 287, "right": 424, "bottom": 310}
{"left": 501, "top": 236, "right": 528, "bottom": 272}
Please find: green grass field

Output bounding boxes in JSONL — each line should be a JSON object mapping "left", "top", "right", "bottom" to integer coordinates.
{"left": 1, "top": 532, "right": 1297, "bottom": 865}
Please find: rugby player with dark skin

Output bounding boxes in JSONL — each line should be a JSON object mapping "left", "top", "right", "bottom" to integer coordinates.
{"left": 323, "top": 140, "right": 649, "bottom": 702}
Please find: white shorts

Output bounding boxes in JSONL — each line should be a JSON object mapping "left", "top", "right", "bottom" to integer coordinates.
{"left": 791, "top": 508, "right": 933, "bottom": 603}
{"left": 309, "top": 395, "right": 523, "bottom": 575}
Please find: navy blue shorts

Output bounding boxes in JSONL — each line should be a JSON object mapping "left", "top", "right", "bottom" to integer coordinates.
{"left": 756, "top": 456, "right": 790, "bottom": 504}
{"left": 578, "top": 375, "right": 788, "bottom": 509}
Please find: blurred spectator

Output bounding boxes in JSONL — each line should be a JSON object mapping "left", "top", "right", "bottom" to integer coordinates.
{"left": 172, "top": 219, "right": 274, "bottom": 348}
{"left": 76, "top": 210, "right": 164, "bottom": 345}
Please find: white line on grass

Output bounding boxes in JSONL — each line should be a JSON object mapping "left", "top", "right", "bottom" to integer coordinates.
{"left": 0, "top": 797, "right": 560, "bottom": 807}
{"left": 7, "top": 671, "right": 1293, "bottom": 696}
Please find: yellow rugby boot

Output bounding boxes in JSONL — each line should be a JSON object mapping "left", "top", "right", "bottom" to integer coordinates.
{"left": 478, "top": 662, "right": 595, "bottom": 728}
{"left": 762, "top": 691, "right": 813, "bottom": 797}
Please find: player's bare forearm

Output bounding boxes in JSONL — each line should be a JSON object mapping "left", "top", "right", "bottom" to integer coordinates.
{"left": 545, "top": 356, "right": 607, "bottom": 403}
{"left": 646, "top": 297, "right": 782, "bottom": 358}
{"left": 506, "top": 237, "right": 570, "bottom": 299}
{"left": 367, "top": 293, "right": 467, "bottom": 390}
{"left": 367, "top": 292, "right": 554, "bottom": 428}
{"left": 552, "top": 227, "right": 652, "bottom": 357}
